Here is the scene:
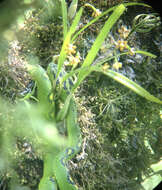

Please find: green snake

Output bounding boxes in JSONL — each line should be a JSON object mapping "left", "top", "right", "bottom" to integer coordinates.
{"left": 26, "top": 61, "right": 81, "bottom": 190}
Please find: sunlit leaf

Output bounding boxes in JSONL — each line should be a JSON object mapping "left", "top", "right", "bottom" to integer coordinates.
{"left": 71, "top": 4, "right": 126, "bottom": 93}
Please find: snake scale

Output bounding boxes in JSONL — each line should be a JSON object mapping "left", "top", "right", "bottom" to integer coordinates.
{"left": 26, "top": 61, "right": 82, "bottom": 190}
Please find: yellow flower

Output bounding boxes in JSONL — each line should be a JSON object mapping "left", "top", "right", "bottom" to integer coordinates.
{"left": 118, "top": 25, "right": 130, "bottom": 39}
{"left": 112, "top": 61, "right": 122, "bottom": 70}
{"left": 102, "top": 63, "right": 110, "bottom": 71}
{"left": 92, "top": 9, "right": 101, "bottom": 17}
{"left": 67, "top": 53, "right": 81, "bottom": 66}
{"left": 115, "top": 40, "right": 128, "bottom": 51}
{"left": 66, "top": 43, "right": 77, "bottom": 55}
{"left": 128, "top": 48, "right": 136, "bottom": 56}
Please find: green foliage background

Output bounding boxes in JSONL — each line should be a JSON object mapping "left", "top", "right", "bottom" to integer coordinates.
{"left": 0, "top": 0, "right": 162, "bottom": 190}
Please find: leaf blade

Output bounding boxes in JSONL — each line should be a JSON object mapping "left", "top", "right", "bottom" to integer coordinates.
{"left": 94, "top": 67, "right": 162, "bottom": 104}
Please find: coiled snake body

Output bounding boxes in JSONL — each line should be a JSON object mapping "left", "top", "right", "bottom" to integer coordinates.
{"left": 26, "top": 62, "right": 81, "bottom": 190}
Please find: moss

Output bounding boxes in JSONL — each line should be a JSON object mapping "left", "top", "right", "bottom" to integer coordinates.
{"left": 17, "top": 9, "right": 63, "bottom": 66}
{"left": 72, "top": 70, "right": 161, "bottom": 189}
{"left": 0, "top": 40, "right": 30, "bottom": 101}
{"left": 13, "top": 139, "right": 42, "bottom": 189}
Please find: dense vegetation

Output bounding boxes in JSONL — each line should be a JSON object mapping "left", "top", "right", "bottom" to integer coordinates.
{"left": 0, "top": 1, "right": 161, "bottom": 190}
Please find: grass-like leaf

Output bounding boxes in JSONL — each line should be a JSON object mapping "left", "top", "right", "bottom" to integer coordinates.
{"left": 81, "top": 4, "right": 126, "bottom": 68}
{"left": 61, "top": 0, "right": 68, "bottom": 39}
{"left": 135, "top": 50, "right": 157, "bottom": 58}
{"left": 141, "top": 160, "right": 162, "bottom": 190}
{"left": 94, "top": 50, "right": 157, "bottom": 66}
{"left": 72, "top": 6, "right": 116, "bottom": 42}
{"left": 71, "top": 4, "right": 126, "bottom": 93}
{"left": 93, "top": 66, "right": 162, "bottom": 104}
{"left": 56, "top": 7, "right": 83, "bottom": 79}
{"left": 68, "top": 0, "right": 78, "bottom": 20}
{"left": 72, "top": 2, "right": 151, "bottom": 41}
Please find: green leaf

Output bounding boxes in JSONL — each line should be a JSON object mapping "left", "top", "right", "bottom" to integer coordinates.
{"left": 68, "top": 0, "right": 78, "bottom": 21}
{"left": 57, "top": 7, "right": 83, "bottom": 79}
{"left": 142, "top": 174, "right": 162, "bottom": 190}
{"left": 141, "top": 160, "right": 162, "bottom": 190}
{"left": 123, "top": 2, "right": 151, "bottom": 8}
{"left": 56, "top": 94, "right": 72, "bottom": 121}
{"left": 94, "top": 50, "right": 157, "bottom": 67}
{"left": 61, "top": 0, "right": 68, "bottom": 39}
{"left": 72, "top": 2, "right": 150, "bottom": 42}
{"left": 72, "top": 6, "right": 116, "bottom": 42}
{"left": 94, "top": 67, "right": 162, "bottom": 104}
{"left": 82, "top": 4, "right": 126, "bottom": 68}
{"left": 151, "top": 160, "right": 162, "bottom": 173}
{"left": 135, "top": 50, "right": 157, "bottom": 58}
{"left": 71, "top": 4, "right": 126, "bottom": 93}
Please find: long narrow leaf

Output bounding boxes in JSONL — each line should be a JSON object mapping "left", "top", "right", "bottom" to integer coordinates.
{"left": 72, "top": 2, "right": 150, "bottom": 41}
{"left": 94, "top": 50, "right": 157, "bottom": 66}
{"left": 82, "top": 4, "right": 126, "bottom": 68}
{"left": 135, "top": 50, "right": 157, "bottom": 58}
{"left": 124, "top": 2, "right": 151, "bottom": 8}
{"left": 68, "top": 0, "right": 78, "bottom": 20}
{"left": 71, "top": 4, "right": 126, "bottom": 93}
{"left": 61, "top": 0, "right": 68, "bottom": 39}
{"left": 54, "top": 8, "right": 83, "bottom": 119}
{"left": 93, "top": 66, "right": 162, "bottom": 104}
{"left": 72, "top": 6, "right": 116, "bottom": 42}
{"left": 57, "top": 7, "right": 83, "bottom": 79}
{"left": 142, "top": 160, "right": 162, "bottom": 190}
